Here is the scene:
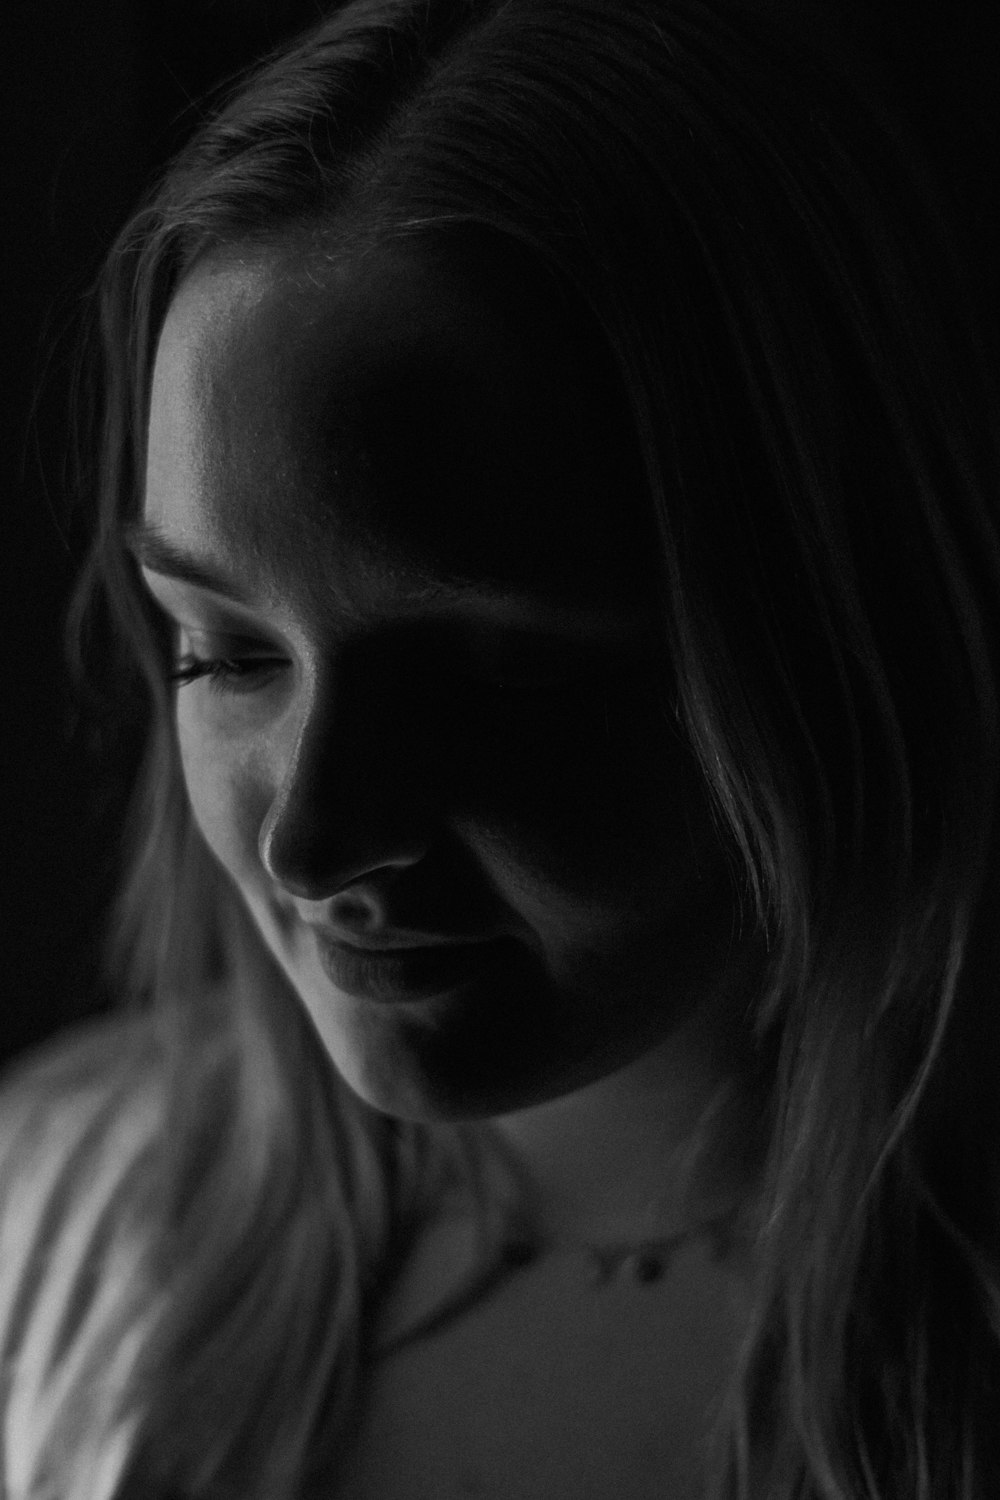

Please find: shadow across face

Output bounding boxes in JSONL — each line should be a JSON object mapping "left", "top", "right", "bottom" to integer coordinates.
{"left": 139, "top": 230, "right": 740, "bottom": 1121}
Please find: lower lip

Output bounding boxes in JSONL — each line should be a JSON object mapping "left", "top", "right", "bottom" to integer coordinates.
{"left": 315, "top": 935, "right": 515, "bottom": 1002}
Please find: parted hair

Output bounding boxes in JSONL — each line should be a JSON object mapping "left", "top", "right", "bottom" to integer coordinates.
{"left": 4, "top": 1, "right": 999, "bottom": 1495}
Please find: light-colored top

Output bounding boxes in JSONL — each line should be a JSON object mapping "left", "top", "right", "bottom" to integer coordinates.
{"left": 0, "top": 1015, "right": 164, "bottom": 1499}
{"left": 0, "top": 1017, "right": 752, "bottom": 1499}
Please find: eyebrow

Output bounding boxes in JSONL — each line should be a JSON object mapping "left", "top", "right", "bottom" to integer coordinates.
{"left": 122, "top": 521, "right": 257, "bottom": 605}
{"left": 121, "top": 519, "right": 657, "bottom": 641}
{"left": 123, "top": 520, "right": 501, "bottom": 612}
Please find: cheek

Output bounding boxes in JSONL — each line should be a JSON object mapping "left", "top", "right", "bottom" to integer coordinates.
{"left": 175, "top": 706, "right": 267, "bottom": 886}
{"left": 449, "top": 681, "right": 721, "bottom": 900}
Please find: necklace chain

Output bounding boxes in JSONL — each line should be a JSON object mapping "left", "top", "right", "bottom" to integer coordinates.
{"left": 500, "top": 1204, "right": 741, "bottom": 1287}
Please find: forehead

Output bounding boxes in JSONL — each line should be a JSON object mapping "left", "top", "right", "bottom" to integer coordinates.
{"left": 143, "top": 240, "right": 654, "bottom": 620}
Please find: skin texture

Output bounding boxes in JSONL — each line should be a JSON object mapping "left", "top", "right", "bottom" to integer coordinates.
{"left": 140, "top": 237, "right": 759, "bottom": 1235}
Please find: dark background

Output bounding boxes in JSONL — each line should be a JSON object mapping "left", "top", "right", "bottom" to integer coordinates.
{"left": 3, "top": 1, "right": 998, "bottom": 1067}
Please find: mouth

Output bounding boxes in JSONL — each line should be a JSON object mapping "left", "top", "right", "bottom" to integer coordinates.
{"left": 314, "top": 933, "right": 517, "bottom": 1003}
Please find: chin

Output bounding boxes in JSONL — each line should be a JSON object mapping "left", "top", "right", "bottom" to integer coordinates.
{"left": 293, "top": 965, "right": 605, "bottom": 1124}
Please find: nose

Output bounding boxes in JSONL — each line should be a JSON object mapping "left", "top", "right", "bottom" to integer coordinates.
{"left": 258, "top": 661, "right": 436, "bottom": 901}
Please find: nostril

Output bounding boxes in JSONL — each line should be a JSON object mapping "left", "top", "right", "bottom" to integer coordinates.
{"left": 330, "top": 889, "right": 382, "bottom": 933}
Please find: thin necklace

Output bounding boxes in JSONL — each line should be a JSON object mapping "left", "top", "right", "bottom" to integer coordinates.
{"left": 373, "top": 1202, "right": 746, "bottom": 1359}
{"left": 499, "top": 1201, "right": 744, "bottom": 1287}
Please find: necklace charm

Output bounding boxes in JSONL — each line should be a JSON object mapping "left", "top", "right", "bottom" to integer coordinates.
{"left": 500, "top": 1204, "right": 742, "bottom": 1289}
{"left": 501, "top": 1237, "right": 540, "bottom": 1271}
{"left": 586, "top": 1239, "right": 682, "bottom": 1286}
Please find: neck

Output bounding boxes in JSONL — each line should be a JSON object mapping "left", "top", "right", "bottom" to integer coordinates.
{"left": 488, "top": 942, "right": 767, "bottom": 1247}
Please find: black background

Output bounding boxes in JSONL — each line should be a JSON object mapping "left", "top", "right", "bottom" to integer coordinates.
{"left": 3, "top": 1, "right": 997, "bottom": 1066}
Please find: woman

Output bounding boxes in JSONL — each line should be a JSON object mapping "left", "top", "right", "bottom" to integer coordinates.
{"left": 2, "top": 0, "right": 999, "bottom": 1495}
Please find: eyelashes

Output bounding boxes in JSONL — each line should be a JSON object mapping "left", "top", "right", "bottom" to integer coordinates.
{"left": 167, "top": 650, "right": 588, "bottom": 702}
{"left": 162, "top": 620, "right": 639, "bottom": 705}
{"left": 168, "top": 654, "right": 286, "bottom": 695}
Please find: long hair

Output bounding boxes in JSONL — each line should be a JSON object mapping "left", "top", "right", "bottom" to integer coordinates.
{"left": 14, "top": 0, "right": 1000, "bottom": 1494}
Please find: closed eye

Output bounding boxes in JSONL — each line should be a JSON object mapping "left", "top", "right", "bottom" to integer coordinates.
{"left": 168, "top": 652, "right": 287, "bottom": 695}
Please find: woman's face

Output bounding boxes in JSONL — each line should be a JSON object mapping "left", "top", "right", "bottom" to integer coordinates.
{"left": 138, "top": 238, "right": 741, "bottom": 1121}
